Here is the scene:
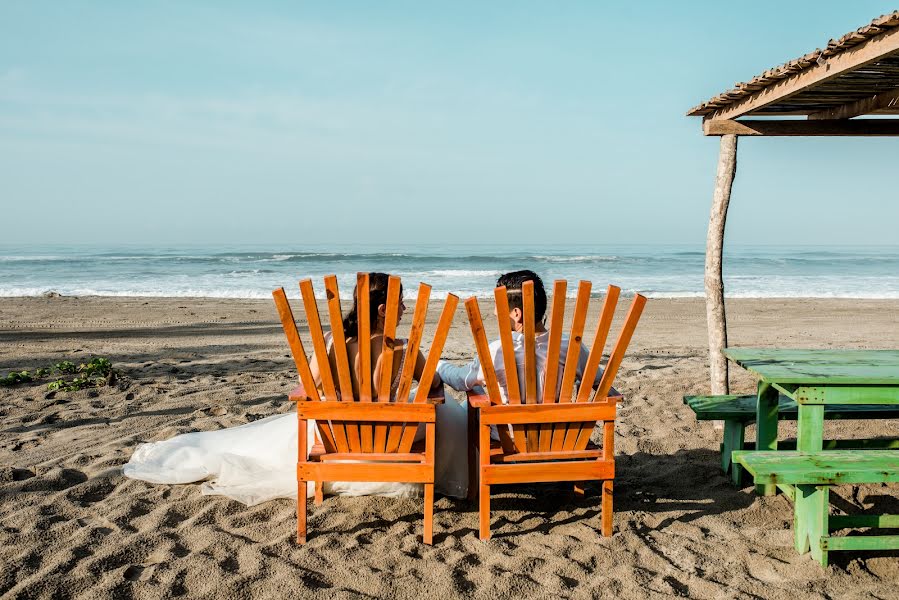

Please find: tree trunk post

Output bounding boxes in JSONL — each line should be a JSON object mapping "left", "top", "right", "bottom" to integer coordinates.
{"left": 705, "top": 134, "right": 738, "bottom": 395}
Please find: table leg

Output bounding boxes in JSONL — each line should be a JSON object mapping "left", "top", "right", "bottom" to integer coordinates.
{"left": 722, "top": 420, "right": 745, "bottom": 486}
{"left": 794, "top": 484, "right": 829, "bottom": 566}
{"left": 797, "top": 403, "right": 824, "bottom": 452}
{"left": 756, "top": 381, "right": 779, "bottom": 496}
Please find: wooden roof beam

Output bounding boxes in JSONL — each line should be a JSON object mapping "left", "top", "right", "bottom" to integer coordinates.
{"left": 703, "top": 119, "right": 899, "bottom": 136}
{"left": 703, "top": 26, "right": 899, "bottom": 121}
{"left": 807, "top": 86, "right": 899, "bottom": 119}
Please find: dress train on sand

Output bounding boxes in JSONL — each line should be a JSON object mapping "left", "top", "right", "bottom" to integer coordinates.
{"left": 123, "top": 393, "right": 468, "bottom": 506}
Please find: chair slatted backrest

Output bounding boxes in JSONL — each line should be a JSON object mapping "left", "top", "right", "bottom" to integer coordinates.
{"left": 273, "top": 273, "right": 458, "bottom": 456}
{"left": 465, "top": 280, "right": 647, "bottom": 455}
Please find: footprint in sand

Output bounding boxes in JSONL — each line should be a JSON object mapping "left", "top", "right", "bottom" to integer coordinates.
{"left": 123, "top": 563, "right": 158, "bottom": 582}
{"left": 2, "top": 467, "right": 35, "bottom": 481}
{"left": 22, "top": 467, "right": 87, "bottom": 492}
{"left": 76, "top": 515, "right": 116, "bottom": 535}
{"left": 640, "top": 363, "right": 673, "bottom": 370}
{"left": 66, "top": 476, "right": 116, "bottom": 504}
{"left": 41, "top": 413, "right": 63, "bottom": 425}
{"left": 12, "top": 439, "right": 41, "bottom": 452}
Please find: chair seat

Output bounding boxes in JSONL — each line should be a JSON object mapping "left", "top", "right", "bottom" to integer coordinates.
{"left": 310, "top": 439, "right": 427, "bottom": 462}
{"left": 489, "top": 439, "right": 602, "bottom": 463}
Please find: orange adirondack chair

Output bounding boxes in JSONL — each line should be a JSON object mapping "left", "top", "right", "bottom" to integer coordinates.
{"left": 272, "top": 273, "right": 458, "bottom": 544}
{"left": 464, "top": 280, "right": 646, "bottom": 539}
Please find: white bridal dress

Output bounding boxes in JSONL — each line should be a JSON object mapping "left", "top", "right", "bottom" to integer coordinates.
{"left": 124, "top": 343, "right": 469, "bottom": 505}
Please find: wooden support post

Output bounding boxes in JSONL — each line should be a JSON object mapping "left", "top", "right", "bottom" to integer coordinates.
{"left": 705, "top": 134, "right": 737, "bottom": 395}
{"left": 795, "top": 484, "right": 829, "bottom": 566}
{"left": 756, "top": 381, "right": 779, "bottom": 497}
{"left": 722, "top": 420, "right": 745, "bottom": 486}
{"left": 797, "top": 404, "right": 824, "bottom": 452}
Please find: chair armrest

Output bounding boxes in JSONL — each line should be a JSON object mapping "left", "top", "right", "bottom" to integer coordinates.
{"left": 467, "top": 391, "right": 491, "bottom": 409}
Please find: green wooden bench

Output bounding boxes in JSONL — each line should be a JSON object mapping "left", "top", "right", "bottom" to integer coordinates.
{"left": 733, "top": 450, "right": 899, "bottom": 566}
{"left": 683, "top": 394, "right": 899, "bottom": 485}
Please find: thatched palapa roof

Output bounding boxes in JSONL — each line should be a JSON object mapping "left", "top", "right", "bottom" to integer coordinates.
{"left": 687, "top": 11, "right": 899, "bottom": 119}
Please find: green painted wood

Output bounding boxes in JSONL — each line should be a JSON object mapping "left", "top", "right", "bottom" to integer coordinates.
{"left": 756, "top": 382, "right": 780, "bottom": 496}
{"left": 794, "top": 484, "right": 810, "bottom": 554}
{"left": 741, "top": 438, "right": 899, "bottom": 451}
{"left": 795, "top": 484, "right": 829, "bottom": 565}
{"left": 722, "top": 348, "right": 899, "bottom": 385}
{"left": 776, "top": 483, "right": 796, "bottom": 501}
{"left": 684, "top": 395, "right": 762, "bottom": 422}
{"left": 797, "top": 404, "right": 824, "bottom": 452}
{"left": 733, "top": 450, "right": 899, "bottom": 485}
{"left": 830, "top": 514, "right": 899, "bottom": 529}
{"left": 683, "top": 394, "right": 899, "bottom": 420}
{"left": 771, "top": 382, "right": 798, "bottom": 399}
{"left": 723, "top": 420, "right": 745, "bottom": 485}
{"left": 796, "top": 386, "right": 899, "bottom": 406}
{"left": 821, "top": 534, "right": 899, "bottom": 552}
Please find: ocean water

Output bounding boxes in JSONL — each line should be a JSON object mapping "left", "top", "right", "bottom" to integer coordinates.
{"left": 1, "top": 244, "right": 898, "bottom": 300}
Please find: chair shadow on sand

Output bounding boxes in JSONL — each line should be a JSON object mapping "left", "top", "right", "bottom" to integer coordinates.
{"left": 309, "top": 447, "right": 899, "bottom": 567}
{"left": 469, "top": 448, "right": 756, "bottom": 540}
{"left": 307, "top": 448, "right": 756, "bottom": 543}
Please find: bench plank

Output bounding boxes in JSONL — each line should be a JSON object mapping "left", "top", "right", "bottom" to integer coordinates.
{"left": 684, "top": 394, "right": 899, "bottom": 422}
{"left": 733, "top": 450, "right": 899, "bottom": 485}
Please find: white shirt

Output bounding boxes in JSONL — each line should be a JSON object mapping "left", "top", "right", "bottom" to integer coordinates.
{"left": 437, "top": 331, "right": 605, "bottom": 404}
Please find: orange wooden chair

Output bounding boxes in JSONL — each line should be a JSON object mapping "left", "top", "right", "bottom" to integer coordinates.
{"left": 272, "top": 273, "right": 458, "bottom": 544}
{"left": 464, "top": 280, "right": 646, "bottom": 539}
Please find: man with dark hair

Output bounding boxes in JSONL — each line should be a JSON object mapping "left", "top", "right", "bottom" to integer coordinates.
{"left": 496, "top": 269, "right": 548, "bottom": 325}
{"left": 437, "top": 270, "right": 613, "bottom": 411}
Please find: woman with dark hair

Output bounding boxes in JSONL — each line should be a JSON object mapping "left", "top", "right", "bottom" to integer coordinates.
{"left": 124, "top": 273, "right": 467, "bottom": 504}
{"left": 300, "top": 272, "right": 467, "bottom": 498}
{"left": 310, "top": 272, "right": 442, "bottom": 400}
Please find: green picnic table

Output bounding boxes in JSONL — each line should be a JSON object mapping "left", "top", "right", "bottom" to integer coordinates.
{"left": 724, "top": 348, "right": 899, "bottom": 566}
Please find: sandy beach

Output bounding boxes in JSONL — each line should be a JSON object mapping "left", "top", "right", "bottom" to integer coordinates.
{"left": 1, "top": 295, "right": 898, "bottom": 599}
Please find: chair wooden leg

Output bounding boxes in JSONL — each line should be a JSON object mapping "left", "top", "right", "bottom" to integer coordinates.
{"left": 601, "top": 480, "right": 613, "bottom": 537}
{"left": 478, "top": 422, "right": 491, "bottom": 540}
{"left": 573, "top": 482, "right": 586, "bottom": 497}
{"left": 297, "top": 480, "right": 307, "bottom": 544}
{"left": 314, "top": 481, "right": 324, "bottom": 505}
{"left": 423, "top": 483, "right": 434, "bottom": 545}
{"left": 479, "top": 484, "right": 491, "bottom": 540}
{"left": 298, "top": 416, "right": 308, "bottom": 544}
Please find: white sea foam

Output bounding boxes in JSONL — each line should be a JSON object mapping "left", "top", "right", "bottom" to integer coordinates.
{"left": 532, "top": 255, "right": 619, "bottom": 263}
{"left": 423, "top": 270, "right": 502, "bottom": 278}
{"left": 2, "top": 245, "right": 898, "bottom": 299}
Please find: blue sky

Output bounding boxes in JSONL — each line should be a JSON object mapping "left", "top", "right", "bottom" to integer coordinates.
{"left": 1, "top": 1, "right": 897, "bottom": 246}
